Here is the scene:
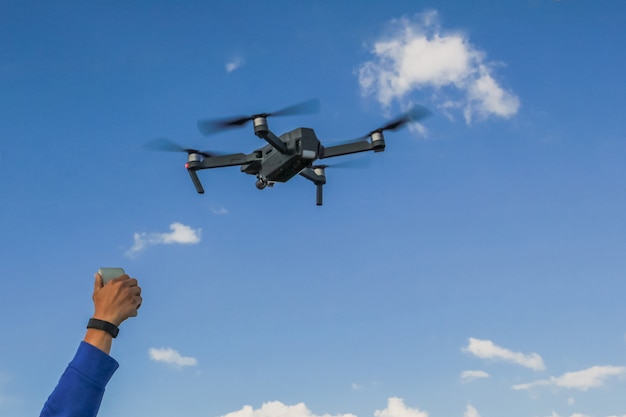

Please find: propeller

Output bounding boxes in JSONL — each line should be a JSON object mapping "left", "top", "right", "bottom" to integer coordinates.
{"left": 143, "top": 138, "right": 220, "bottom": 158}
{"left": 312, "top": 158, "right": 372, "bottom": 170}
{"left": 349, "top": 105, "right": 432, "bottom": 142}
{"left": 197, "top": 98, "right": 320, "bottom": 136}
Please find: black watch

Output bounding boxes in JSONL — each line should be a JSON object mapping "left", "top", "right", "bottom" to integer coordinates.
{"left": 87, "top": 318, "right": 119, "bottom": 338}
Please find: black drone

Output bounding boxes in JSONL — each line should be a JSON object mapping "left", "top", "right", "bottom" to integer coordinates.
{"left": 149, "top": 99, "right": 431, "bottom": 205}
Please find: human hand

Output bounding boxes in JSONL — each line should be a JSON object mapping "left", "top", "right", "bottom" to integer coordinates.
{"left": 92, "top": 273, "right": 142, "bottom": 326}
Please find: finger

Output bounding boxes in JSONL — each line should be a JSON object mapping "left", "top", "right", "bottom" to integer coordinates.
{"left": 118, "top": 277, "right": 138, "bottom": 287}
{"left": 109, "top": 275, "right": 135, "bottom": 289}
{"left": 111, "top": 274, "right": 130, "bottom": 283}
{"left": 94, "top": 273, "right": 104, "bottom": 291}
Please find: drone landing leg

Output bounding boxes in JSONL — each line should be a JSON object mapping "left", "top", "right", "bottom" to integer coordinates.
{"left": 187, "top": 169, "right": 205, "bottom": 194}
{"left": 299, "top": 167, "right": 326, "bottom": 206}
{"left": 316, "top": 183, "right": 323, "bottom": 206}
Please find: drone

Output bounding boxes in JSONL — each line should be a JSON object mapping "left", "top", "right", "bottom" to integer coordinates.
{"left": 148, "top": 99, "right": 431, "bottom": 205}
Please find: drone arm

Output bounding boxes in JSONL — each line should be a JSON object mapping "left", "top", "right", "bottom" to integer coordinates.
{"left": 184, "top": 153, "right": 257, "bottom": 195}
{"left": 185, "top": 153, "right": 257, "bottom": 194}
{"left": 320, "top": 141, "right": 373, "bottom": 159}
{"left": 255, "top": 130, "right": 288, "bottom": 154}
{"left": 193, "top": 153, "right": 257, "bottom": 169}
{"left": 252, "top": 119, "right": 288, "bottom": 154}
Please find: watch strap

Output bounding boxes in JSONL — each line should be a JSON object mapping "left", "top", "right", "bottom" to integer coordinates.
{"left": 87, "top": 318, "right": 119, "bottom": 338}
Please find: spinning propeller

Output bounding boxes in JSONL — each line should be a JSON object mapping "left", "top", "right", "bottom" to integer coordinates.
{"left": 312, "top": 158, "right": 371, "bottom": 170}
{"left": 197, "top": 98, "right": 320, "bottom": 135}
{"left": 144, "top": 138, "right": 220, "bottom": 158}
{"left": 352, "top": 105, "right": 432, "bottom": 141}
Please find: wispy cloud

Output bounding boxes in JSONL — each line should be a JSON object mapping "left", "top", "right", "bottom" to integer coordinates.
{"left": 148, "top": 347, "right": 198, "bottom": 367}
{"left": 375, "top": 397, "right": 428, "bottom": 417}
{"left": 210, "top": 206, "right": 229, "bottom": 215}
{"left": 464, "top": 405, "right": 481, "bottom": 417}
{"left": 460, "top": 370, "right": 490, "bottom": 383}
{"left": 226, "top": 56, "right": 244, "bottom": 73}
{"left": 125, "top": 222, "right": 201, "bottom": 257}
{"left": 463, "top": 338, "right": 545, "bottom": 371}
{"left": 512, "top": 365, "right": 626, "bottom": 391}
{"left": 220, "top": 401, "right": 357, "bottom": 417}
{"left": 357, "top": 10, "right": 520, "bottom": 124}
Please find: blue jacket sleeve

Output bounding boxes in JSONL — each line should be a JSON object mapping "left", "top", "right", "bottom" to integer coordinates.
{"left": 39, "top": 341, "right": 119, "bottom": 417}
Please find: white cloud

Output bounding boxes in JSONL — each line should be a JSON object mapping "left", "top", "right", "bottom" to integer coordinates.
{"left": 464, "top": 405, "right": 481, "bottom": 417}
{"left": 542, "top": 413, "right": 595, "bottom": 417}
{"left": 217, "top": 398, "right": 625, "bottom": 417}
{"left": 125, "top": 222, "right": 201, "bottom": 257}
{"left": 512, "top": 365, "right": 626, "bottom": 391}
{"left": 226, "top": 57, "right": 244, "bottom": 73}
{"left": 148, "top": 347, "right": 198, "bottom": 367}
{"left": 460, "top": 370, "right": 490, "bottom": 383}
{"left": 357, "top": 10, "right": 520, "bottom": 124}
{"left": 463, "top": 337, "right": 545, "bottom": 371}
{"left": 219, "top": 401, "right": 357, "bottom": 417}
{"left": 375, "top": 397, "right": 428, "bottom": 417}
{"left": 210, "top": 206, "right": 229, "bottom": 215}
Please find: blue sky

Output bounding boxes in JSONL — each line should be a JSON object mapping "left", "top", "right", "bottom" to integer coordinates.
{"left": 1, "top": 1, "right": 626, "bottom": 417}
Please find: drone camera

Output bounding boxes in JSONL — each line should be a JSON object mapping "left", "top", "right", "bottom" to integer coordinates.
{"left": 255, "top": 178, "right": 267, "bottom": 190}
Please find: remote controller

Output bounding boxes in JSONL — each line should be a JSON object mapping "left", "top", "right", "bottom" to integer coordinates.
{"left": 98, "top": 267, "right": 125, "bottom": 285}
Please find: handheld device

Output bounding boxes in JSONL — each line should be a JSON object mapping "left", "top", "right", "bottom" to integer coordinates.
{"left": 98, "top": 267, "right": 125, "bottom": 285}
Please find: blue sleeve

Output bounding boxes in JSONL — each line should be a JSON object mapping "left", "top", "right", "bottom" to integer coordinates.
{"left": 39, "top": 341, "right": 119, "bottom": 417}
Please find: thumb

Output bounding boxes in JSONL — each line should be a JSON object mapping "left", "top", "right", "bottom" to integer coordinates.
{"left": 94, "top": 272, "right": 104, "bottom": 292}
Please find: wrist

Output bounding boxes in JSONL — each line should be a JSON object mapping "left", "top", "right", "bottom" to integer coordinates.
{"left": 84, "top": 328, "right": 113, "bottom": 355}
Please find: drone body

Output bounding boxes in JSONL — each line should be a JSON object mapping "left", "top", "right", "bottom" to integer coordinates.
{"left": 242, "top": 128, "right": 322, "bottom": 185}
{"left": 152, "top": 100, "right": 431, "bottom": 205}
